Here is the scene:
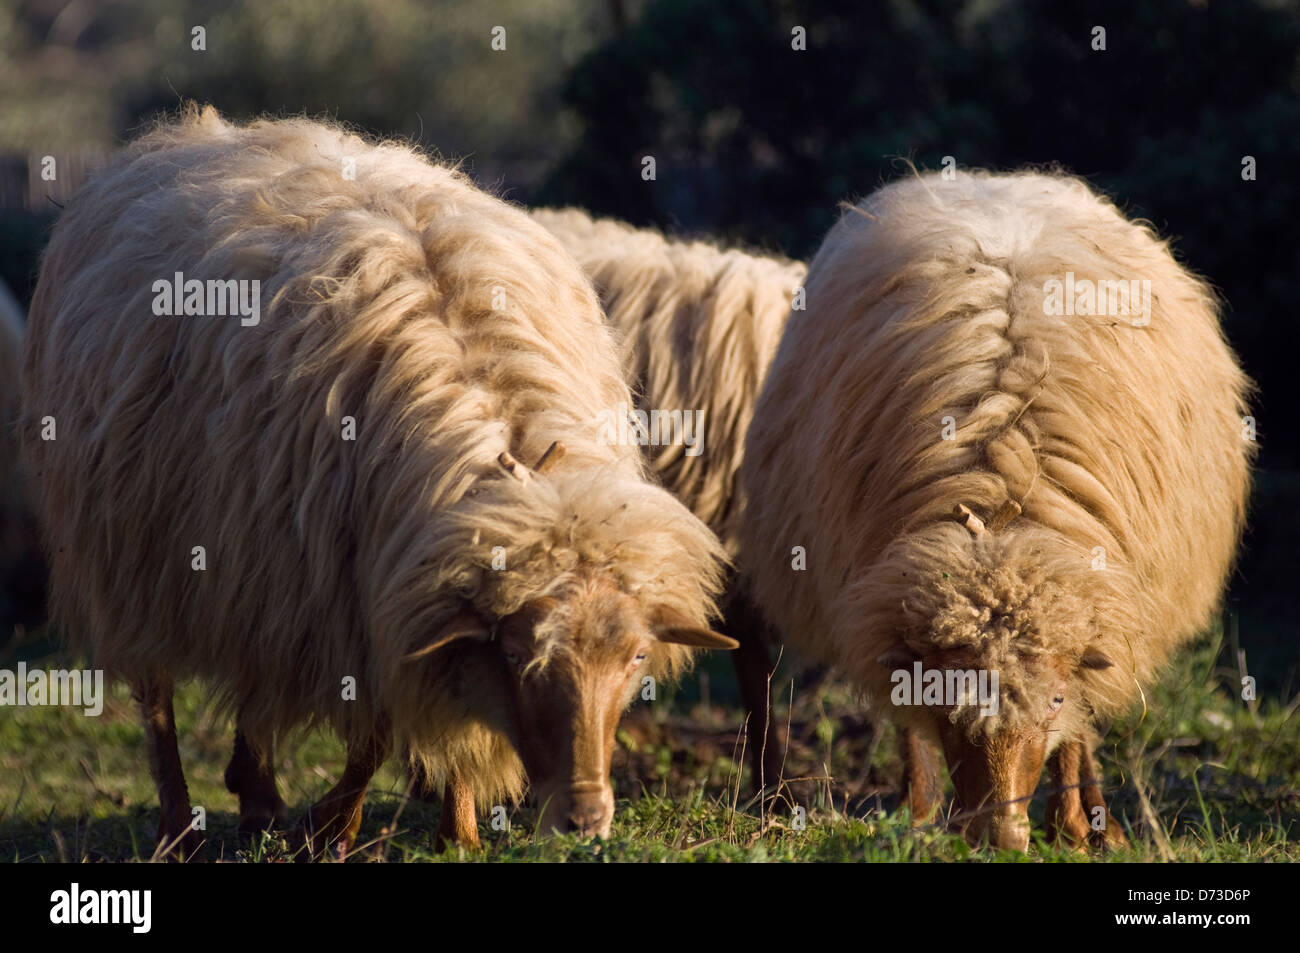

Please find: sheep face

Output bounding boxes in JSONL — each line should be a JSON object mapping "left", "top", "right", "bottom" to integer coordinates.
{"left": 891, "top": 642, "right": 1112, "bottom": 851}
{"left": 497, "top": 574, "right": 735, "bottom": 838}
{"left": 873, "top": 527, "right": 1120, "bottom": 849}
{"left": 932, "top": 652, "right": 1069, "bottom": 852}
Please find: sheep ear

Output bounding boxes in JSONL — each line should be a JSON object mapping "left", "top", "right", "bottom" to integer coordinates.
{"left": 1079, "top": 646, "right": 1114, "bottom": 670}
{"left": 877, "top": 645, "right": 920, "bottom": 669}
{"left": 653, "top": 625, "right": 739, "bottom": 650}
{"left": 649, "top": 606, "right": 738, "bottom": 650}
{"left": 404, "top": 606, "right": 491, "bottom": 662}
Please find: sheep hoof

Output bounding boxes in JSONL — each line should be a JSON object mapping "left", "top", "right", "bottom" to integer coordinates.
{"left": 288, "top": 822, "right": 327, "bottom": 863}
{"left": 154, "top": 828, "right": 205, "bottom": 863}
{"left": 292, "top": 812, "right": 362, "bottom": 862}
{"left": 1090, "top": 816, "right": 1128, "bottom": 852}
{"left": 237, "top": 801, "right": 287, "bottom": 838}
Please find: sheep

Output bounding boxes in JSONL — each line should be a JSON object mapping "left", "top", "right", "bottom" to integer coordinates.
{"left": 20, "top": 106, "right": 735, "bottom": 859}
{"left": 739, "top": 170, "right": 1255, "bottom": 850}
{"left": 531, "top": 207, "right": 807, "bottom": 790}
{"left": 0, "top": 279, "right": 44, "bottom": 637}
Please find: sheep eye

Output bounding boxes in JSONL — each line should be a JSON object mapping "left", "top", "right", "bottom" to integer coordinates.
{"left": 634, "top": 653, "right": 647, "bottom": 664}
{"left": 1050, "top": 695, "right": 1065, "bottom": 710}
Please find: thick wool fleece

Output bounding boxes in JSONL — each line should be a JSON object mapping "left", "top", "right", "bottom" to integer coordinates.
{"left": 740, "top": 170, "right": 1253, "bottom": 737}
{"left": 23, "top": 107, "right": 725, "bottom": 804}
{"left": 533, "top": 207, "right": 806, "bottom": 554}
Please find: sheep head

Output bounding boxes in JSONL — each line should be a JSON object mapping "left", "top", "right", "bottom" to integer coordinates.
{"left": 884, "top": 640, "right": 1113, "bottom": 851}
{"left": 878, "top": 514, "right": 1117, "bottom": 851}
{"left": 415, "top": 441, "right": 736, "bottom": 838}
{"left": 495, "top": 580, "right": 734, "bottom": 838}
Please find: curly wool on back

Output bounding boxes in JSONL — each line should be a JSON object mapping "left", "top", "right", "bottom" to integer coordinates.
{"left": 740, "top": 170, "right": 1254, "bottom": 738}
{"left": 21, "top": 106, "right": 726, "bottom": 806}
{"left": 532, "top": 207, "right": 807, "bottom": 553}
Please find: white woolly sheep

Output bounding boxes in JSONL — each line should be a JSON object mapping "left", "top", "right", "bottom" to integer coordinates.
{"left": 739, "top": 170, "right": 1254, "bottom": 850}
{"left": 21, "top": 107, "right": 734, "bottom": 859}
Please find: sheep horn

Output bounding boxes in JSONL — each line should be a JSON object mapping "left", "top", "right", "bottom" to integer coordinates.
{"left": 533, "top": 440, "right": 566, "bottom": 474}
{"left": 497, "top": 451, "right": 530, "bottom": 484}
{"left": 953, "top": 503, "right": 985, "bottom": 536}
{"left": 987, "top": 499, "right": 1022, "bottom": 532}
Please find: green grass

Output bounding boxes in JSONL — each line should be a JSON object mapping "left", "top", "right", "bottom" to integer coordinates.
{"left": 1, "top": 624, "right": 1295, "bottom": 862}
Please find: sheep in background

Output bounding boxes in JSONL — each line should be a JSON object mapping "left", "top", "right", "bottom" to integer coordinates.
{"left": 22, "top": 107, "right": 734, "bottom": 859}
{"left": 533, "top": 207, "right": 806, "bottom": 791}
{"left": 740, "top": 171, "right": 1254, "bottom": 850}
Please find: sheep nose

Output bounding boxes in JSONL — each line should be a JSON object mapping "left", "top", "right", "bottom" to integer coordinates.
{"left": 566, "top": 796, "right": 607, "bottom": 836}
{"left": 987, "top": 815, "right": 1031, "bottom": 852}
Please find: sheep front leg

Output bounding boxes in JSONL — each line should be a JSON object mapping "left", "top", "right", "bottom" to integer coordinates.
{"left": 1045, "top": 740, "right": 1092, "bottom": 848}
{"left": 224, "top": 726, "right": 288, "bottom": 836}
{"left": 1047, "top": 740, "right": 1126, "bottom": 850}
{"left": 301, "top": 733, "right": 389, "bottom": 860}
{"left": 900, "top": 725, "right": 942, "bottom": 824}
{"left": 436, "top": 772, "right": 480, "bottom": 851}
{"left": 136, "top": 672, "right": 203, "bottom": 861}
{"left": 1078, "top": 742, "right": 1127, "bottom": 850}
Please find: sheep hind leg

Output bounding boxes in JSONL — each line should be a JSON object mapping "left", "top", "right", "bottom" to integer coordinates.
{"left": 1078, "top": 742, "right": 1127, "bottom": 850}
{"left": 224, "top": 727, "right": 288, "bottom": 836}
{"left": 299, "top": 732, "right": 389, "bottom": 861}
{"left": 900, "top": 726, "right": 942, "bottom": 825}
{"left": 135, "top": 672, "right": 203, "bottom": 861}
{"left": 435, "top": 772, "right": 480, "bottom": 852}
{"left": 1045, "top": 741, "right": 1092, "bottom": 848}
{"left": 725, "top": 592, "right": 786, "bottom": 800}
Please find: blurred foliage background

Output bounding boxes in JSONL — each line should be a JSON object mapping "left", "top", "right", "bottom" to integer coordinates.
{"left": 1, "top": 0, "right": 1297, "bottom": 686}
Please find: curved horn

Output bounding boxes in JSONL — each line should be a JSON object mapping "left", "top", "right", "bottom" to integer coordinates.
{"left": 987, "top": 499, "right": 1022, "bottom": 533}
{"left": 534, "top": 441, "right": 566, "bottom": 474}
{"left": 953, "top": 503, "right": 985, "bottom": 536}
{"left": 497, "top": 451, "right": 530, "bottom": 485}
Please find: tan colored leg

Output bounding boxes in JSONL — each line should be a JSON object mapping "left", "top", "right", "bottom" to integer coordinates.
{"left": 301, "top": 733, "right": 388, "bottom": 860}
{"left": 1046, "top": 741, "right": 1092, "bottom": 848}
{"left": 900, "top": 726, "right": 942, "bottom": 823}
{"left": 1078, "top": 742, "right": 1127, "bottom": 850}
{"left": 136, "top": 672, "right": 203, "bottom": 861}
{"left": 436, "top": 772, "right": 480, "bottom": 851}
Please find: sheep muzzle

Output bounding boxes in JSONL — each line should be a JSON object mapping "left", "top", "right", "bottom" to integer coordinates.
{"left": 939, "top": 721, "right": 1048, "bottom": 852}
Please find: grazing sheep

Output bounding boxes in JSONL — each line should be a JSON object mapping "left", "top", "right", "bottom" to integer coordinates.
{"left": 532, "top": 207, "right": 806, "bottom": 789}
{"left": 21, "top": 107, "right": 734, "bottom": 859}
{"left": 739, "top": 171, "right": 1254, "bottom": 850}
{"left": 0, "top": 279, "right": 44, "bottom": 637}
